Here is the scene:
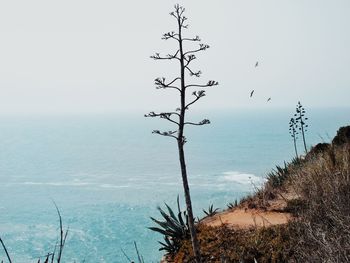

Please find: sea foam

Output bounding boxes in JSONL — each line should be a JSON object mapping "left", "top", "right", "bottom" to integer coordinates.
{"left": 221, "top": 171, "right": 265, "bottom": 185}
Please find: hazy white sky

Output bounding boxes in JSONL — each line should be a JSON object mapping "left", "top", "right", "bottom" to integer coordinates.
{"left": 0, "top": 0, "right": 349, "bottom": 114}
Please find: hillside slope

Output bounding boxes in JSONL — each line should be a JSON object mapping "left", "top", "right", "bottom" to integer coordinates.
{"left": 163, "top": 125, "right": 350, "bottom": 263}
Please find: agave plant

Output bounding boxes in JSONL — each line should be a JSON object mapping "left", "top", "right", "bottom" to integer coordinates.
{"left": 266, "top": 162, "right": 290, "bottom": 188}
{"left": 227, "top": 199, "right": 239, "bottom": 209}
{"left": 203, "top": 204, "right": 219, "bottom": 217}
{"left": 149, "top": 196, "right": 190, "bottom": 255}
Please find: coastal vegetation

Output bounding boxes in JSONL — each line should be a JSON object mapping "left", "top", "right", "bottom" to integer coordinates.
{"left": 149, "top": 197, "right": 190, "bottom": 255}
{"left": 289, "top": 101, "right": 309, "bottom": 159}
{"left": 152, "top": 125, "right": 350, "bottom": 262}
{"left": 202, "top": 205, "right": 219, "bottom": 218}
{"left": 294, "top": 101, "right": 309, "bottom": 153}
{"left": 288, "top": 118, "right": 299, "bottom": 159}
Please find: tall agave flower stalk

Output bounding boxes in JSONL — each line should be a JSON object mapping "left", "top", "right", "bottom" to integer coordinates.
{"left": 294, "top": 101, "right": 309, "bottom": 153}
{"left": 289, "top": 117, "right": 299, "bottom": 159}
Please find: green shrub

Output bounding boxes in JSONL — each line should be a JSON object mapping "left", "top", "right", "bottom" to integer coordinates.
{"left": 149, "top": 196, "right": 190, "bottom": 255}
{"left": 202, "top": 204, "right": 219, "bottom": 217}
{"left": 266, "top": 163, "right": 289, "bottom": 188}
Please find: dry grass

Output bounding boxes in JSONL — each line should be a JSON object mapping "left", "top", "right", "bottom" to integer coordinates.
{"left": 169, "top": 128, "right": 350, "bottom": 262}
{"left": 288, "top": 144, "right": 350, "bottom": 262}
{"left": 173, "top": 224, "right": 295, "bottom": 263}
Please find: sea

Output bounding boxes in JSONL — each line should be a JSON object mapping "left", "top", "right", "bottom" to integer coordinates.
{"left": 0, "top": 108, "right": 348, "bottom": 262}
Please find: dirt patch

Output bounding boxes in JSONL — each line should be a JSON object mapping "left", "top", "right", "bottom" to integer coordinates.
{"left": 202, "top": 188, "right": 298, "bottom": 229}
{"left": 202, "top": 209, "right": 291, "bottom": 228}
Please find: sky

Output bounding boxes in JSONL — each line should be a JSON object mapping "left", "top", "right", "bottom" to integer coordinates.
{"left": 0, "top": 0, "right": 349, "bottom": 114}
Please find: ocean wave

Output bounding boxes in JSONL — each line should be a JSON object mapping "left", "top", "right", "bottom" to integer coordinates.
{"left": 17, "top": 181, "right": 154, "bottom": 189}
{"left": 221, "top": 171, "right": 265, "bottom": 185}
{"left": 99, "top": 183, "right": 130, "bottom": 188}
{"left": 22, "top": 181, "right": 93, "bottom": 187}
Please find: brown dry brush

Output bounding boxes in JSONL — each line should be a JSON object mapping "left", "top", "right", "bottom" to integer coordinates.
{"left": 172, "top": 130, "right": 350, "bottom": 262}
{"left": 174, "top": 224, "right": 296, "bottom": 263}
{"left": 289, "top": 143, "right": 350, "bottom": 262}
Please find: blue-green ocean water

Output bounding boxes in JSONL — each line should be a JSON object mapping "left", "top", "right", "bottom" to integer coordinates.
{"left": 0, "top": 108, "right": 348, "bottom": 262}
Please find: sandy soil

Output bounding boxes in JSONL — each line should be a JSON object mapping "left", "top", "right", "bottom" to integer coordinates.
{"left": 202, "top": 188, "right": 298, "bottom": 229}
{"left": 161, "top": 189, "right": 297, "bottom": 262}
{"left": 202, "top": 208, "right": 291, "bottom": 228}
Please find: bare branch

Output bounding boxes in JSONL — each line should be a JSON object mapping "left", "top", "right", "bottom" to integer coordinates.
{"left": 185, "top": 66, "right": 202, "bottom": 77}
{"left": 185, "top": 90, "right": 206, "bottom": 110}
{"left": 184, "top": 54, "right": 197, "bottom": 67}
{"left": 172, "top": 6, "right": 178, "bottom": 17}
{"left": 180, "top": 16, "right": 188, "bottom": 29}
{"left": 185, "top": 119, "right": 210, "bottom": 126}
{"left": 185, "top": 80, "right": 219, "bottom": 89}
{"left": 183, "top": 36, "right": 201, "bottom": 42}
{"left": 154, "top": 77, "right": 181, "bottom": 91}
{"left": 162, "top": 31, "right": 180, "bottom": 41}
{"left": 145, "top": 111, "right": 180, "bottom": 126}
{"left": 165, "top": 77, "right": 181, "bottom": 86}
{"left": 184, "top": 44, "right": 210, "bottom": 56}
{"left": 171, "top": 4, "right": 188, "bottom": 29}
{"left": 174, "top": 49, "right": 180, "bottom": 57}
{"left": 152, "top": 130, "right": 178, "bottom": 140}
{"left": 176, "top": 4, "right": 185, "bottom": 19}
{"left": 160, "top": 114, "right": 180, "bottom": 126}
{"left": 150, "top": 51, "right": 180, "bottom": 61}
{"left": 170, "top": 11, "right": 177, "bottom": 19}
{"left": 145, "top": 111, "right": 180, "bottom": 118}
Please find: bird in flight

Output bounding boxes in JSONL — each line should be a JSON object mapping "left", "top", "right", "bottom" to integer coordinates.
{"left": 267, "top": 97, "right": 271, "bottom": 102}
{"left": 255, "top": 61, "right": 258, "bottom": 67}
{"left": 250, "top": 90, "right": 254, "bottom": 98}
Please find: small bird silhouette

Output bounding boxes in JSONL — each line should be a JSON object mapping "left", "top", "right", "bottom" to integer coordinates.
{"left": 250, "top": 90, "right": 254, "bottom": 98}
{"left": 267, "top": 97, "right": 271, "bottom": 102}
{"left": 255, "top": 61, "right": 258, "bottom": 67}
